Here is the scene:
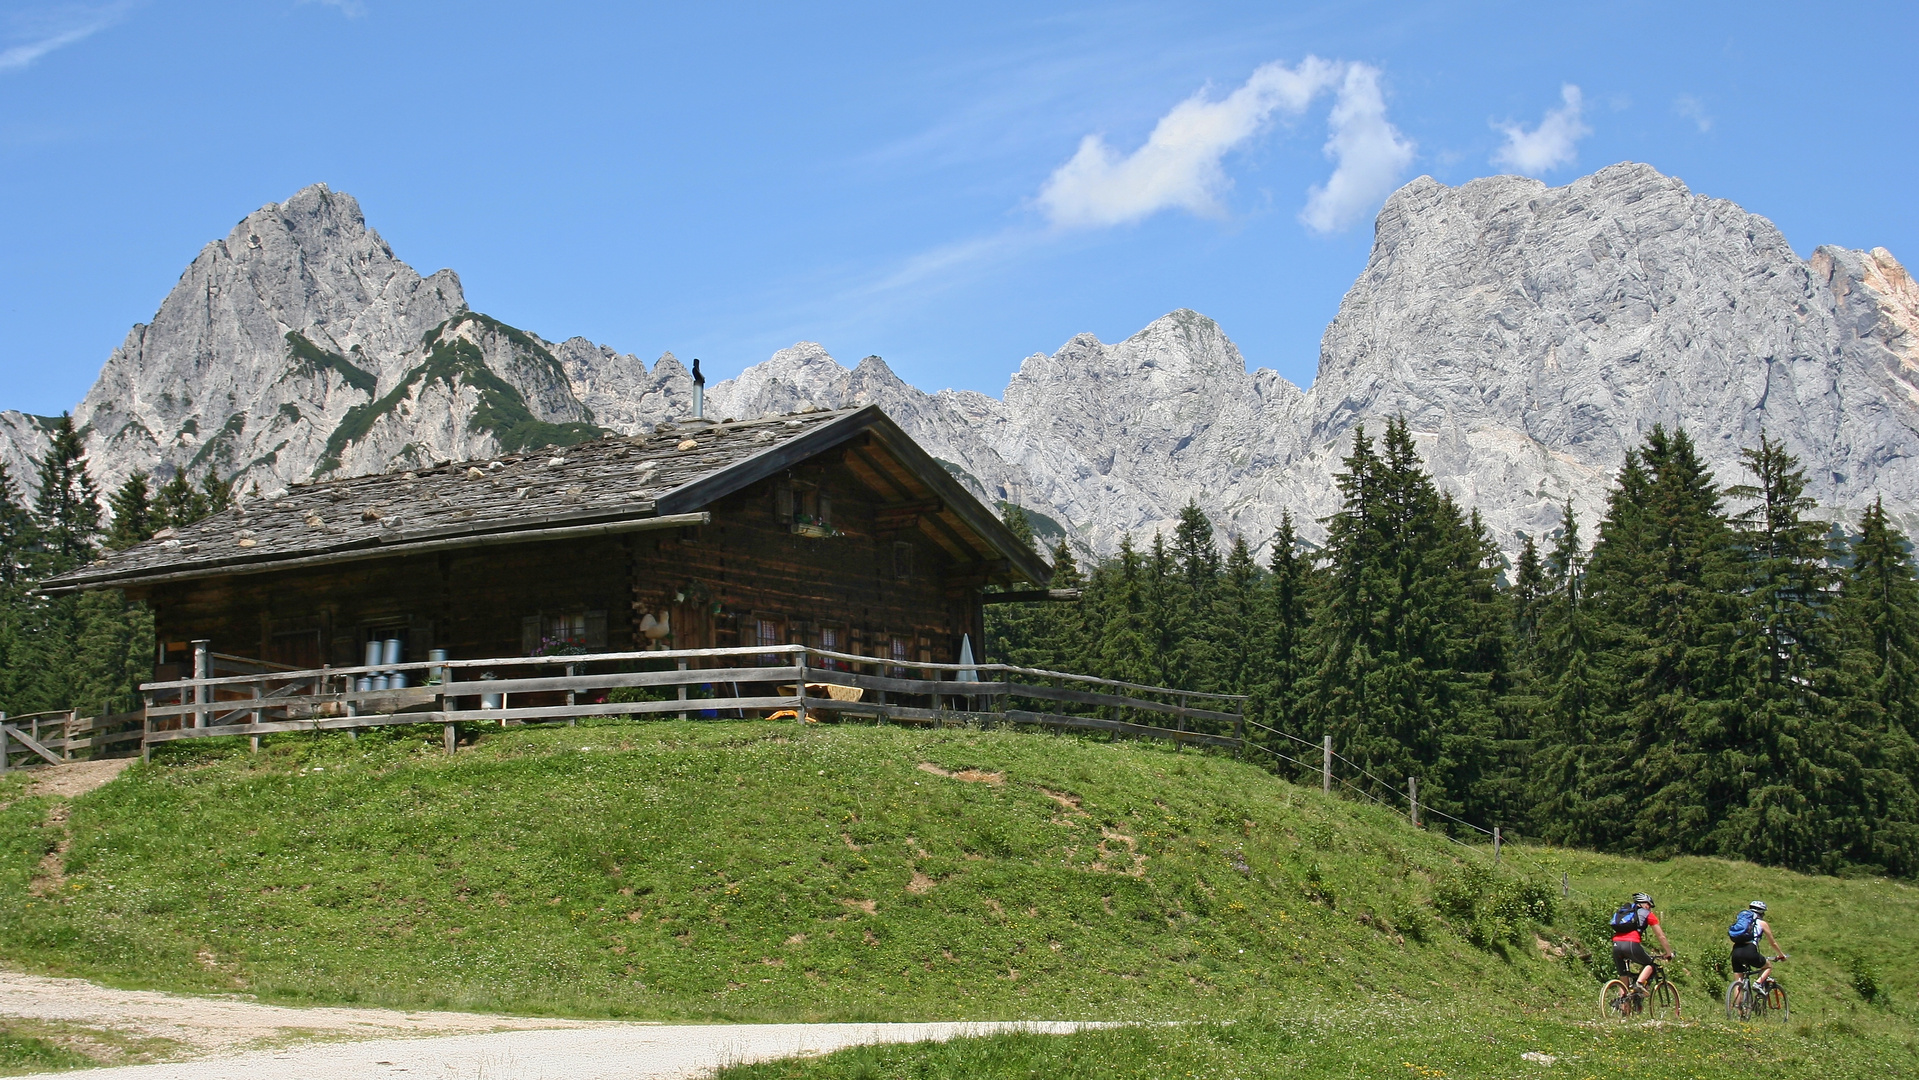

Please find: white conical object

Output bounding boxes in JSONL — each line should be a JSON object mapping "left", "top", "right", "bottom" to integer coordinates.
{"left": 956, "top": 633, "right": 977, "bottom": 682}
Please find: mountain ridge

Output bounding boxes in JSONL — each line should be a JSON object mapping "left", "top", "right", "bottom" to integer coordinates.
{"left": 5, "top": 163, "right": 1917, "bottom": 561}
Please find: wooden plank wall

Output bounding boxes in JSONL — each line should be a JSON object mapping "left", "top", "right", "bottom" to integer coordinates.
{"left": 134, "top": 458, "right": 986, "bottom": 672}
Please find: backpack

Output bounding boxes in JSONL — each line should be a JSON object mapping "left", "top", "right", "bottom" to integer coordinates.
{"left": 1610, "top": 902, "right": 1645, "bottom": 933}
{"left": 1729, "top": 910, "right": 1760, "bottom": 944}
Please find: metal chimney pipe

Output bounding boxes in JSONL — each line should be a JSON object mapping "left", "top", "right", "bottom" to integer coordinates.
{"left": 692, "top": 357, "right": 705, "bottom": 419}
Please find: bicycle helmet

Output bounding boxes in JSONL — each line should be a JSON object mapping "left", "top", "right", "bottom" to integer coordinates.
{"left": 1749, "top": 900, "right": 1767, "bottom": 913}
{"left": 1633, "top": 892, "right": 1654, "bottom": 906}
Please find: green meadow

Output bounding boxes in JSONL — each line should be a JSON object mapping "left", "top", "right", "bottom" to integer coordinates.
{"left": 0, "top": 721, "right": 1913, "bottom": 1076}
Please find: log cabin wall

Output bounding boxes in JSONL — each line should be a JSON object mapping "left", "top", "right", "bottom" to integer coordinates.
{"left": 133, "top": 457, "right": 984, "bottom": 674}
{"left": 632, "top": 462, "right": 977, "bottom": 668}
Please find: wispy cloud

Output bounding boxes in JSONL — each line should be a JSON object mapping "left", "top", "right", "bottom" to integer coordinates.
{"left": 1300, "top": 63, "right": 1416, "bottom": 234}
{"left": 1038, "top": 57, "right": 1344, "bottom": 228}
{"left": 0, "top": 2, "right": 135, "bottom": 74}
{"left": 1490, "top": 83, "right": 1591, "bottom": 176}
{"left": 1674, "top": 94, "right": 1712, "bottom": 133}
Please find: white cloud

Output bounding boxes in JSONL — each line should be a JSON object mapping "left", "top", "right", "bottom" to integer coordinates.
{"left": 1300, "top": 63, "right": 1416, "bottom": 234}
{"left": 0, "top": 3, "right": 134, "bottom": 74}
{"left": 1490, "top": 83, "right": 1591, "bottom": 176}
{"left": 1038, "top": 56, "right": 1343, "bottom": 228}
{"left": 1674, "top": 94, "right": 1712, "bottom": 133}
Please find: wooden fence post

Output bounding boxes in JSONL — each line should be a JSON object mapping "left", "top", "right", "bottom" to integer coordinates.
{"left": 1322, "top": 735, "right": 1332, "bottom": 794}
{"left": 677, "top": 659, "right": 688, "bottom": 721}
{"left": 1493, "top": 826, "right": 1502, "bottom": 863}
{"left": 1408, "top": 775, "right": 1419, "bottom": 827}
{"left": 191, "top": 640, "right": 211, "bottom": 729}
{"left": 565, "top": 663, "right": 578, "bottom": 727}
{"left": 1, "top": 713, "right": 9, "bottom": 774}
{"left": 443, "top": 723, "right": 456, "bottom": 755}
{"left": 249, "top": 684, "right": 262, "bottom": 753}
{"left": 794, "top": 653, "right": 808, "bottom": 724}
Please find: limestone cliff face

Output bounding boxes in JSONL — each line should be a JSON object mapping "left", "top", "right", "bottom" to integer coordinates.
{"left": 8, "top": 164, "right": 1919, "bottom": 561}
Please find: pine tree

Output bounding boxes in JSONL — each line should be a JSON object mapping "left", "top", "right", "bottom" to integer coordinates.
{"left": 201, "top": 468, "right": 235, "bottom": 515}
{"left": 1580, "top": 426, "right": 1739, "bottom": 856}
{"left": 0, "top": 461, "right": 36, "bottom": 590}
{"left": 1530, "top": 503, "right": 1597, "bottom": 839}
{"left": 1143, "top": 531, "right": 1186, "bottom": 689}
{"left": 154, "top": 470, "right": 208, "bottom": 529}
{"left": 1256, "top": 511, "right": 1314, "bottom": 738}
{"left": 1036, "top": 539, "right": 1089, "bottom": 674}
{"left": 107, "top": 472, "right": 156, "bottom": 550}
{"left": 1304, "top": 419, "right": 1504, "bottom": 826}
{"left": 1717, "top": 433, "right": 1844, "bottom": 867}
{"left": 1207, "top": 534, "right": 1261, "bottom": 697}
{"left": 1828, "top": 499, "right": 1919, "bottom": 873}
{"left": 984, "top": 505, "right": 1043, "bottom": 666}
{"left": 31, "top": 413, "right": 102, "bottom": 571}
{"left": 1095, "top": 534, "right": 1154, "bottom": 689}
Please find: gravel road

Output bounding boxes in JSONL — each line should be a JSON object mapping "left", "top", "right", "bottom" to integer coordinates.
{"left": 1, "top": 968, "right": 1088, "bottom": 1078}
{"left": 13, "top": 1021, "right": 1085, "bottom": 1079}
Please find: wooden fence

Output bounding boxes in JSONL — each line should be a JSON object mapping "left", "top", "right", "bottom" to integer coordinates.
{"left": 136, "top": 645, "right": 1247, "bottom": 756}
{"left": 0, "top": 709, "right": 145, "bottom": 771}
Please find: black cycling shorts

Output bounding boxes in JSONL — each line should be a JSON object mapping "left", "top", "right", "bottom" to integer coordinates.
{"left": 1731, "top": 942, "right": 1767, "bottom": 973}
{"left": 1612, "top": 939, "right": 1652, "bottom": 978}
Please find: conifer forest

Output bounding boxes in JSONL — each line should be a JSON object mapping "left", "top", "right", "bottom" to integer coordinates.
{"left": 4, "top": 411, "right": 1917, "bottom": 879}
{"left": 988, "top": 419, "right": 1919, "bottom": 879}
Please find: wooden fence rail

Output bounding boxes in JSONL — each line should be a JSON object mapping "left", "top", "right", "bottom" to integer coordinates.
{"left": 134, "top": 645, "right": 1247, "bottom": 757}
{"left": 0, "top": 710, "right": 145, "bottom": 771}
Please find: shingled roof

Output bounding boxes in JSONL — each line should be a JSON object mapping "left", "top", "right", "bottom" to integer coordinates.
{"left": 44, "top": 404, "right": 1052, "bottom": 593}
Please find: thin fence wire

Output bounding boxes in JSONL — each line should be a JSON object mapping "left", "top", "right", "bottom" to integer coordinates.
{"left": 1241, "top": 718, "right": 1605, "bottom": 906}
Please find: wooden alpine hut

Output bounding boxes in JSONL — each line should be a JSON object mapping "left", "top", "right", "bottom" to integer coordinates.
{"left": 44, "top": 405, "right": 1051, "bottom": 681}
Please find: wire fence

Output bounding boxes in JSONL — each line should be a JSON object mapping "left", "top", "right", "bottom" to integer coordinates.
{"left": 1238, "top": 716, "right": 1604, "bottom": 908}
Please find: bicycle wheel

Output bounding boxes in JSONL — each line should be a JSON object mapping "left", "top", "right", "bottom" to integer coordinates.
{"left": 1725, "top": 979, "right": 1751, "bottom": 1021}
{"left": 1601, "top": 979, "right": 1633, "bottom": 1020}
{"left": 1651, "top": 979, "right": 1680, "bottom": 1019}
{"left": 1764, "top": 983, "right": 1789, "bottom": 1022}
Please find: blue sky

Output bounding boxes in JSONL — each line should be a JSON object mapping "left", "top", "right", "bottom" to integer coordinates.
{"left": 2, "top": 1, "right": 1914, "bottom": 415}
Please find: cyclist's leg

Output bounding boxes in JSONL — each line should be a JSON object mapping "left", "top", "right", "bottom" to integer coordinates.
{"left": 1629, "top": 942, "right": 1654, "bottom": 985}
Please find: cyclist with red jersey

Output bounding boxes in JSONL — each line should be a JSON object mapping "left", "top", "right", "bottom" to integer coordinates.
{"left": 1611, "top": 892, "right": 1674, "bottom": 988}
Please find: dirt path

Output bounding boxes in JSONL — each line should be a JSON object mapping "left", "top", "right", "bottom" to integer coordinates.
{"left": 0, "top": 970, "right": 1090, "bottom": 1078}
{"left": 11, "top": 1021, "right": 1083, "bottom": 1079}
{"left": 0, "top": 969, "right": 613, "bottom": 1055}
{"left": 19, "top": 757, "right": 134, "bottom": 800}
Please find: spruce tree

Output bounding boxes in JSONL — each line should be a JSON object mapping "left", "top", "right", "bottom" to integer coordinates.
{"left": 1718, "top": 434, "right": 1844, "bottom": 868}
{"left": 1256, "top": 511, "right": 1313, "bottom": 738}
{"left": 107, "top": 472, "right": 156, "bottom": 550}
{"left": 154, "top": 470, "right": 208, "bottom": 529}
{"left": 1304, "top": 419, "right": 1503, "bottom": 826}
{"left": 1530, "top": 503, "right": 1597, "bottom": 839}
{"left": 1207, "top": 534, "right": 1261, "bottom": 697}
{"left": 984, "top": 505, "right": 1043, "bottom": 666}
{"left": 1580, "top": 427, "right": 1739, "bottom": 856}
{"left": 1144, "top": 531, "right": 1186, "bottom": 689}
{"left": 0, "top": 461, "right": 35, "bottom": 590}
{"left": 32, "top": 413, "right": 102, "bottom": 571}
{"left": 1095, "top": 534, "right": 1154, "bottom": 689}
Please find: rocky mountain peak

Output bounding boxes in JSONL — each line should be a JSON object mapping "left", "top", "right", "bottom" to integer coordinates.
{"left": 7, "top": 162, "right": 1919, "bottom": 567}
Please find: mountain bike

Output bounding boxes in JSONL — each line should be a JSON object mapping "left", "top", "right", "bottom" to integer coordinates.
{"left": 1724, "top": 955, "right": 1789, "bottom": 1022}
{"left": 1602, "top": 957, "right": 1680, "bottom": 1020}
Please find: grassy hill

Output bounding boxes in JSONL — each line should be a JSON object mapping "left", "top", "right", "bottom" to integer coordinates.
{"left": 2, "top": 721, "right": 1916, "bottom": 1075}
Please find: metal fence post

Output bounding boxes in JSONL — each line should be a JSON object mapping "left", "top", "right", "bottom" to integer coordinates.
{"left": 1408, "top": 775, "right": 1419, "bottom": 827}
{"left": 1322, "top": 735, "right": 1332, "bottom": 794}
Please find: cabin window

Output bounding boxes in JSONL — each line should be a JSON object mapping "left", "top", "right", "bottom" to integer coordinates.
{"left": 781, "top": 481, "right": 832, "bottom": 536}
{"left": 521, "top": 609, "right": 608, "bottom": 654}
{"left": 756, "top": 616, "right": 785, "bottom": 665}
{"left": 818, "top": 624, "right": 847, "bottom": 670}
{"left": 889, "top": 633, "right": 910, "bottom": 678}
{"left": 892, "top": 541, "right": 914, "bottom": 580}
